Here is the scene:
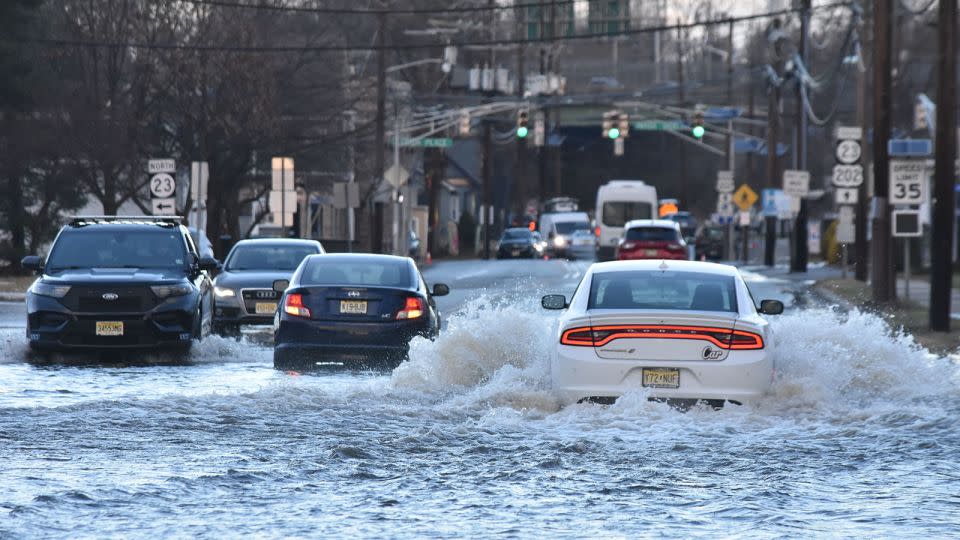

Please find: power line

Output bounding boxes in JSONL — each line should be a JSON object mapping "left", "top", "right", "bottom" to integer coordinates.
{"left": 7, "top": 2, "right": 853, "bottom": 54}
{"left": 164, "top": 0, "right": 579, "bottom": 15}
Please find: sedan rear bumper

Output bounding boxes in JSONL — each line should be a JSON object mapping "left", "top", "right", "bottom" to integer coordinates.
{"left": 552, "top": 345, "right": 773, "bottom": 405}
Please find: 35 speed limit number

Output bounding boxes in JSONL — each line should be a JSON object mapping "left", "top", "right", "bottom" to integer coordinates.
{"left": 889, "top": 160, "right": 925, "bottom": 205}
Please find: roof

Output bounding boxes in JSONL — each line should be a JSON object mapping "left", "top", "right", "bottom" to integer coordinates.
{"left": 234, "top": 238, "right": 323, "bottom": 247}
{"left": 302, "top": 253, "right": 411, "bottom": 264}
{"left": 624, "top": 219, "right": 680, "bottom": 230}
{"left": 589, "top": 259, "right": 741, "bottom": 277}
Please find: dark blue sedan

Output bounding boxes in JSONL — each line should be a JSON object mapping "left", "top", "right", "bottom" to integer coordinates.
{"left": 272, "top": 254, "right": 449, "bottom": 370}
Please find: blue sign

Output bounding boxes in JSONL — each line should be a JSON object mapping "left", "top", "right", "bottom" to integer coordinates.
{"left": 762, "top": 189, "right": 780, "bottom": 217}
{"left": 888, "top": 139, "right": 932, "bottom": 157}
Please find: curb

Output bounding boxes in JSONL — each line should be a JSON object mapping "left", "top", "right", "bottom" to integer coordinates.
{"left": 0, "top": 293, "right": 25, "bottom": 302}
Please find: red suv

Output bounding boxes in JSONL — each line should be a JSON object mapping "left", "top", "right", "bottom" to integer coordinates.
{"left": 616, "top": 220, "right": 688, "bottom": 260}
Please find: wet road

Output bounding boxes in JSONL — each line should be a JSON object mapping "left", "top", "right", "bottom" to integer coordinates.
{"left": 1, "top": 259, "right": 958, "bottom": 537}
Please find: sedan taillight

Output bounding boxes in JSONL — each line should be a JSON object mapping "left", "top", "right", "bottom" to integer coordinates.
{"left": 283, "top": 293, "right": 311, "bottom": 318}
{"left": 560, "top": 325, "right": 764, "bottom": 349}
{"left": 396, "top": 297, "right": 425, "bottom": 320}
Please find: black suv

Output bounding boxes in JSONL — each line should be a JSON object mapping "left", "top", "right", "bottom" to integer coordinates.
{"left": 21, "top": 216, "right": 220, "bottom": 354}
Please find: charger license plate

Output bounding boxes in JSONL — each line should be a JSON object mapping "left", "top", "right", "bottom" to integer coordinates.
{"left": 642, "top": 368, "right": 680, "bottom": 388}
{"left": 95, "top": 321, "right": 124, "bottom": 336}
{"left": 255, "top": 302, "right": 277, "bottom": 314}
{"left": 339, "top": 300, "right": 367, "bottom": 314}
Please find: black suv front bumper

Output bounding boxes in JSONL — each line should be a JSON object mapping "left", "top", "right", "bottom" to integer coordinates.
{"left": 26, "top": 288, "right": 199, "bottom": 351}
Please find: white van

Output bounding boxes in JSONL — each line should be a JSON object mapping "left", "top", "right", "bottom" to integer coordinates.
{"left": 539, "top": 211, "right": 591, "bottom": 259}
{"left": 594, "top": 180, "right": 659, "bottom": 261}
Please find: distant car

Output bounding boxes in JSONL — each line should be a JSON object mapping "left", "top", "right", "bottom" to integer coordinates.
{"left": 616, "top": 220, "right": 688, "bottom": 261}
{"left": 212, "top": 238, "right": 325, "bottom": 335}
{"left": 667, "top": 211, "right": 698, "bottom": 242}
{"left": 695, "top": 225, "right": 726, "bottom": 261}
{"left": 568, "top": 229, "right": 597, "bottom": 260}
{"left": 272, "top": 254, "right": 449, "bottom": 370}
{"left": 497, "top": 228, "right": 543, "bottom": 259}
{"left": 539, "top": 211, "right": 590, "bottom": 259}
{"left": 542, "top": 259, "right": 783, "bottom": 408}
{"left": 22, "top": 216, "right": 219, "bottom": 354}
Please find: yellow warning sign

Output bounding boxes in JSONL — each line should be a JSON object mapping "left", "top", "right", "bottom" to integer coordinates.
{"left": 732, "top": 184, "right": 759, "bottom": 211}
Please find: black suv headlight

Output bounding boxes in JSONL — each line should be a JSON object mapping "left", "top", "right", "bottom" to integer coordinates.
{"left": 29, "top": 281, "right": 72, "bottom": 298}
{"left": 151, "top": 283, "right": 194, "bottom": 299}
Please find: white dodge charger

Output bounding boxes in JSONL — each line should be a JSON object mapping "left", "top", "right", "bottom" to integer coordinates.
{"left": 542, "top": 259, "right": 783, "bottom": 408}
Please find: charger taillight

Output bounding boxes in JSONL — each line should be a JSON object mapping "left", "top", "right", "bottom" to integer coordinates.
{"left": 283, "top": 293, "right": 311, "bottom": 318}
{"left": 396, "top": 297, "right": 425, "bottom": 320}
{"left": 560, "top": 325, "right": 764, "bottom": 349}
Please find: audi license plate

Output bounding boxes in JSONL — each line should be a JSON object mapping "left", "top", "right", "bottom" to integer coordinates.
{"left": 642, "top": 368, "right": 680, "bottom": 388}
{"left": 95, "top": 321, "right": 124, "bottom": 336}
{"left": 255, "top": 302, "right": 277, "bottom": 314}
{"left": 339, "top": 300, "right": 367, "bottom": 314}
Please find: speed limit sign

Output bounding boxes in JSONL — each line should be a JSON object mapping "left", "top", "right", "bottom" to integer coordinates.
{"left": 835, "top": 140, "right": 861, "bottom": 164}
{"left": 150, "top": 173, "right": 176, "bottom": 198}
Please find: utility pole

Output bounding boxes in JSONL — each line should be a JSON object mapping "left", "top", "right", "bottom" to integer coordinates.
{"left": 482, "top": 0, "right": 495, "bottom": 259}
{"left": 871, "top": 0, "right": 893, "bottom": 302}
{"left": 676, "top": 19, "right": 685, "bottom": 104}
{"left": 929, "top": 0, "right": 957, "bottom": 331}
{"left": 726, "top": 18, "right": 736, "bottom": 261}
{"left": 373, "top": 11, "right": 387, "bottom": 254}
{"left": 854, "top": 3, "right": 871, "bottom": 281}
{"left": 537, "top": 3, "right": 548, "bottom": 200}
{"left": 744, "top": 79, "right": 755, "bottom": 264}
{"left": 765, "top": 78, "right": 780, "bottom": 267}
{"left": 515, "top": 3, "right": 527, "bottom": 217}
{"left": 790, "top": 0, "right": 810, "bottom": 272}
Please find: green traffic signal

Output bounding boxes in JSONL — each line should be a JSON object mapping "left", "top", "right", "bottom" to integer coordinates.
{"left": 692, "top": 125, "right": 705, "bottom": 139}
{"left": 607, "top": 127, "right": 620, "bottom": 140}
{"left": 517, "top": 126, "right": 528, "bottom": 138}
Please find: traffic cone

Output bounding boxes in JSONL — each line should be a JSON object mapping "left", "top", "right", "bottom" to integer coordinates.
{"left": 425, "top": 251, "right": 432, "bottom": 265}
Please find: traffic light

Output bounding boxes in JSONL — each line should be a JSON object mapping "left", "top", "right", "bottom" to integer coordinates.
{"left": 602, "top": 110, "right": 620, "bottom": 139}
{"left": 691, "top": 111, "right": 705, "bottom": 139}
{"left": 618, "top": 113, "right": 629, "bottom": 138}
{"left": 459, "top": 111, "right": 471, "bottom": 136}
{"left": 516, "top": 109, "right": 529, "bottom": 139}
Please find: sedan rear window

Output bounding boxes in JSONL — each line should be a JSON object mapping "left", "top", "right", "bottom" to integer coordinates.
{"left": 302, "top": 258, "right": 413, "bottom": 288}
{"left": 625, "top": 227, "right": 680, "bottom": 242}
{"left": 589, "top": 270, "right": 738, "bottom": 312}
{"left": 226, "top": 245, "right": 317, "bottom": 271}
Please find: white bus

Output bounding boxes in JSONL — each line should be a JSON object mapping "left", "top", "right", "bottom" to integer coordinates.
{"left": 594, "top": 180, "right": 659, "bottom": 261}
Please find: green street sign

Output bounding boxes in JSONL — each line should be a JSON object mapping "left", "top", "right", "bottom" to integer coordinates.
{"left": 398, "top": 137, "right": 453, "bottom": 148}
{"left": 632, "top": 120, "right": 685, "bottom": 131}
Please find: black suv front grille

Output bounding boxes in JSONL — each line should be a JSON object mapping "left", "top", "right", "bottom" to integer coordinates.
{"left": 63, "top": 286, "right": 154, "bottom": 313}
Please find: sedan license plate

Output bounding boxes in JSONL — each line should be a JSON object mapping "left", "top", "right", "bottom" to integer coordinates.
{"left": 644, "top": 249, "right": 659, "bottom": 257}
{"left": 642, "top": 368, "right": 680, "bottom": 388}
{"left": 95, "top": 321, "right": 124, "bottom": 336}
{"left": 339, "top": 300, "right": 367, "bottom": 314}
{"left": 512, "top": 249, "right": 520, "bottom": 255}
{"left": 255, "top": 302, "right": 277, "bottom": 314}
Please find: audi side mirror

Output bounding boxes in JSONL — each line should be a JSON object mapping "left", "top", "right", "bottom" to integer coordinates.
{"left": 759, "top": 299, "right": 784, "bottom": 315}
{"left": 432, "top": 283, "right": 450, "bottom": 297}
{"left": 21, "top": 255, "right": 43, "bottom": 273}
{"left": 273, "top": 279, "right": 290, "bottom": 293}
{"left": 541, "top": 294, "right": 567, "bottom": 310}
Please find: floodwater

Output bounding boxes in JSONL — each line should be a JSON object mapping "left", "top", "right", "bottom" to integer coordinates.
{"left": 1, "top": 299, "right": 958, "bottom": 537}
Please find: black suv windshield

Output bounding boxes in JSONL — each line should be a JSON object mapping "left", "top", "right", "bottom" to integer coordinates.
{"left": 226, "top": 245, "right": 317, "bottom": 271}
{"left": 46, "top": 229, "right": 187, "bottom": 270}
{"left": 501, "top": 229, "right": 532, "bottom": 241}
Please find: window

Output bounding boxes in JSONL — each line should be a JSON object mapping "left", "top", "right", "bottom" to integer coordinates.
{"left": 624, "top": 227, "right": 681, "bottom": 242}
{"left": 302, "top": 258, "right": 413, "bottom": 288}
{"left": 589, "top": 271, "right": 738, "bottom": 313}
{"left": 46, "top": 230, "right": 188, "bottom": 270}
{"left": 502, "top": 229, "right": 532, "bottom": 240}
{"left": 554, "top": 221, "right": 590, "bottom": 235}
{"left": 602, "top": 202, "right": 653, "bottom": 227}
{"left": 225, "top": 245, "right": 318, "bottom": 271}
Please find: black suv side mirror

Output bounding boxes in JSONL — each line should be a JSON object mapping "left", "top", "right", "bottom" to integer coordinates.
{"left": 758, "top": 299, "right": 784, "bottom": 315}
{"left": 541, "top": 294, "right": 567, "bottom": 310}
{"left": 197, "top": 256, "right": 221, "bottom": 272}
{"left": 21, "top": 255, "right": 43, "bottom": 273}
{"left": 432, "top": 283, "right": 450, "bottom": 297}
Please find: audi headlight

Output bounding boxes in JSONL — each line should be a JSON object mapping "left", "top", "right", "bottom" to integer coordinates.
{"left": 553, "top": 235, "right": 567, "bottom": 248}
{"left": 29, "top": 281, "right": 71, "bottom": 298}
{"left": 213, "top": 286, "right": 236, "bottom": 298}
{"left": 151, "top": 283, "right": 193, "bottom": 299}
